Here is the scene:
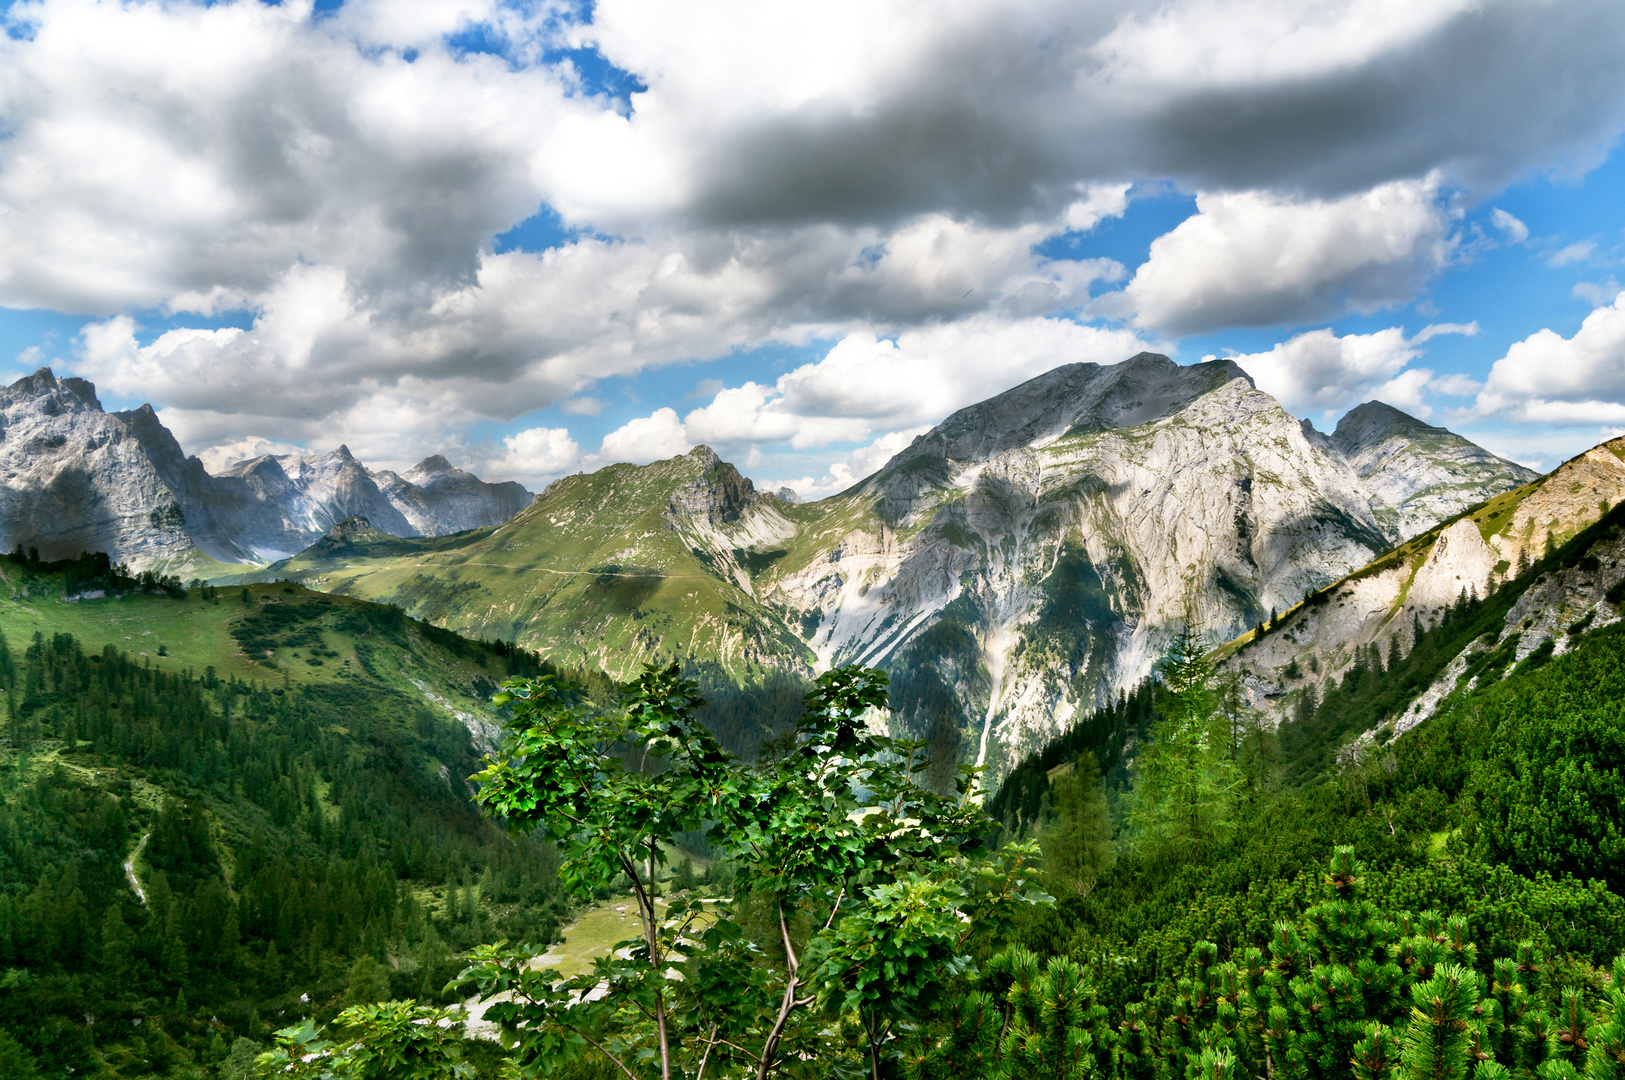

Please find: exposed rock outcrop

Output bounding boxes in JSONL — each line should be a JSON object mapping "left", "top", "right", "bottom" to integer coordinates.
{"left": 1331, "top": 402, "right": 1538, "bottom": 543}
{"left": 0, "top": 368, "right": 533, "bottom": 569}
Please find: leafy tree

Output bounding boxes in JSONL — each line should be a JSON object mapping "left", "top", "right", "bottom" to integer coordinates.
{"left": 459, "top": 663, "right": 1050, "bottom": 1080}
{"left": 255, "top": 1002, "right": 471, "bottom": 1079}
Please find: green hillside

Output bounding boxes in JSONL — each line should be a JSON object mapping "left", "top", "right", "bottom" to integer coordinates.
{"left": 0, "top": 551, "right": 598, "bottom": 1077}
{"left": 264, "top": 447, "right": 824, "bottom": 682}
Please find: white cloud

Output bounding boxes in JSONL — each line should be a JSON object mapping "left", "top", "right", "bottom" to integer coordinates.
{"left": 1412, "top": 321, "right": 1479, "bottom": 343}
{"left": 482, "top": 425, "right": 582, "bottom": 486}
{"left": 597, "top": 407, "right": 691, "bottom": 464}
{"left": 1489, "top": 208, "right": 1528, "bottom": 244}
{"left": 1575, "top": 279, "right": 1623, "bottom": 306}
{"left": 779, "top": 427, "right": 934, "bottom": 500}
{"left": 1062, "top": 183, "right": 1133, "bottom": 232}
{"left": 1547, "top": 241, "right": 1597, "bottom": 268}
{"left": 1232, "top": 327, "right": 1419, "bottom": 416}
{"left": 1115, "top": 180, "right": 1455, "bottom": 334}
{"left": 196, "top": 436, "right": 307, "bottom": 473}
{"left": 1477, "top": 291, "right": 1625, "bottom": 424}
{"left": 1230, "top": 320, "right": 1479, "bottom": 417}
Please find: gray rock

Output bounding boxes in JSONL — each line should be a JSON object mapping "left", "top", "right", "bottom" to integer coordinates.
{"left": 0, "top": 368, "right": 533, "bottom": 570}
{"left": 1332, "top": 401, "right": 1538, "bottom": 543}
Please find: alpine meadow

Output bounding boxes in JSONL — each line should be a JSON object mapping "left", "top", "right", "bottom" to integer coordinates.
{"left": 3, "top": 1, "right": 1625, "bottom": 1079}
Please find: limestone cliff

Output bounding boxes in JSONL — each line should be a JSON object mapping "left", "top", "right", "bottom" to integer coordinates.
{"left": 0, "top": 368, "right": 533, "bottom": 569}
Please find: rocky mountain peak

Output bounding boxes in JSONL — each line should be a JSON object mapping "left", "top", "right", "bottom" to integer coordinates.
{"left": 668, "top": 446, "right": 756, "bottom": 524}
{"left": 1331, "top": 400, "right": 1447, "bottom": 455}
{"left": 686, "top": 445, "right": 724, "bottom": 469}
{"left": 4, "top": 367, "right": 104, "bottom": 413}
{"left": 864, "top": 353, "right": 1257, "bottom": 523}
{"left": 1329, "top": 399, "right": 1539, "bottom": 543}
{"left": 0, "top": 368, "right": 533, "bottom": 569}
{"left": 323, "top": 516, "right": 391, "bottom": 545}
{"left": 412, "top": 454, "right": 453, "bottom": 474}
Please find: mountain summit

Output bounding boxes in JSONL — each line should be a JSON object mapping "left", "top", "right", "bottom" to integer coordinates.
{"left": 0, "top": 368, "right": 532, "bottom": 572}
{"left": 266, "top": 354, "right": 1533, "bottom": 779}
{"left": 1330, "top": 401, "right": 1538, "bottom": 541}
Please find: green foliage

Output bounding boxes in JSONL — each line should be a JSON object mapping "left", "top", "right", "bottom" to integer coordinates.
{"left": 1126, "top": 630, "right": 1242, "bottom": 854}
{"left": 462, "top": 663, "right": 1049, "bottom": 1080}
{"left": 1038, "top": 753, "right": 1114, "bottom": 895}
{"left": 255, "top": 1001, "right": 474, "bottom": 1079}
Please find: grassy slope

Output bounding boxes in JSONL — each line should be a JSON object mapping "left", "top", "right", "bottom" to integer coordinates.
{"left": 0, "top": 564, "right": 520, "bottom": 741}
{"left": 266, "top": 450, "right": 834, "bottom": 680}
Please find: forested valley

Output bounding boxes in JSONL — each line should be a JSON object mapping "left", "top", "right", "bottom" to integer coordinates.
{"left": 2, "top": 513, "right": 1625, "bottom": 1080}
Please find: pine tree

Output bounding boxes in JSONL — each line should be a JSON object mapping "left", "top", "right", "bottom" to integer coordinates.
{"left": 1039, "top": 753, "right": 1114, "bottom": 895}
{"left": 1399, "top": 965, "right": 1480, "bottom": 1080}
{"left": 1127, "top": 630, "right": 1241, "bottom": 854}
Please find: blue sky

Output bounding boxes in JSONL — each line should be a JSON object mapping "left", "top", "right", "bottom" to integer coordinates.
{"left": 1, "top": 0, "right": 1624, "bottom": 495}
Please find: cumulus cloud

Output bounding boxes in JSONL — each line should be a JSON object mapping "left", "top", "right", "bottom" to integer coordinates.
{"left": 579, "top": 0, "right": 1625, "bottom": 229}
{"left": 482, "top": 425, "right": 582, "bottom": 487}
{"left": 196, "top": 436, "right": 308, "bottom": 473}
{"left": 0, "top": 0, "right": 578, "bottom": 315}
{"left": 780, "top": 427, "right": 935, "bottom": 500}
{"left": 598, "top": 407, "right": 692, "bottom": 464}
{"left": 0, "top": 0, "right": 1623, "bottom": 470}
{"left": 1115, "top": 180, "right": 1455, "bottom": 334}
{"left": 1477, "top": 291, "right": 1625, "bottom": 424}
{"left": 1229, "top": 321, "right": 1478, "bottom": 418}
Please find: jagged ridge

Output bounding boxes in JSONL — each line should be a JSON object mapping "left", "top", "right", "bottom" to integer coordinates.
{"left": 0, "top": 368, "right": 533, "bottom": 570}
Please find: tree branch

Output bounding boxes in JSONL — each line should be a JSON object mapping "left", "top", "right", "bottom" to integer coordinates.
{"left": 572, "top": 1028, "right": 641, "bottom": 1080}
{"left": 694, "top": 1023, "right": 720, "bottom": 1080}
{"left": 778, "top": 896, "right": 799, "bottom": 976}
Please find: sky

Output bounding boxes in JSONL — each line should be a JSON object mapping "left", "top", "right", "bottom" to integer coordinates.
{"left": 2, "top": 0, "right": 1625, "bottom": 498}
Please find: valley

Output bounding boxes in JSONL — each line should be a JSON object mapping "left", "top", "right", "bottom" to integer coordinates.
{"left": 4, "top": 353, "right": 1624, "bottom": 1080}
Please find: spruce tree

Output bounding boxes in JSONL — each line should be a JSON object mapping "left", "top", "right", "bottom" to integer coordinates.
{"left": 1039, "top": 753, "right": 1114, "bottom": 895}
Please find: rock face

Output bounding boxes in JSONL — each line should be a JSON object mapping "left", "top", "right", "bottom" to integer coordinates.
{"left": 760, "top": 356, "right": 1410, "bottom": 775}
{"left": 0, "top": 368, "right": 533, "bottom": 569}
{"left": 1219, "top": 437, "right": 1625, "bottom": 734}
{"left": 262, "top": 353, "right": 1534, "bottom": 782}
{"left": 1331, "top": 402, "right": 1539, "bottom": 543}
{"left": 0, "top": 370, "right": 201, "bottom": 571}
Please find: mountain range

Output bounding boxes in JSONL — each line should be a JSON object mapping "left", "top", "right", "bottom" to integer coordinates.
{"left": 261, "top": 352, "right": 1537, "bottom": 778}
{"left": 0, "top": 368, "right": 532, "bottom": 575}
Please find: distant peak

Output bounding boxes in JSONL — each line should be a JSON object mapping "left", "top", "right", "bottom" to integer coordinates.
{"left": 1332, "top": 401, "right": 1447, "bottom": 454}
{"left": 412, "top": 454, "right": 454, "bottom": 473}
{"left": 325, "top": 516, "right": 382, "bottom": 541}
{"left": 14, "top": 366, "right": 56, "bottom": 391}
{"left": 6, "top": 367, "right": 105, "bottom": 411}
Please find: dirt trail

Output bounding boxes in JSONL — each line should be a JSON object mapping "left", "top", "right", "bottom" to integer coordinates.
{"left": 124, "top": 831, "right": 150, "bottom": 904}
